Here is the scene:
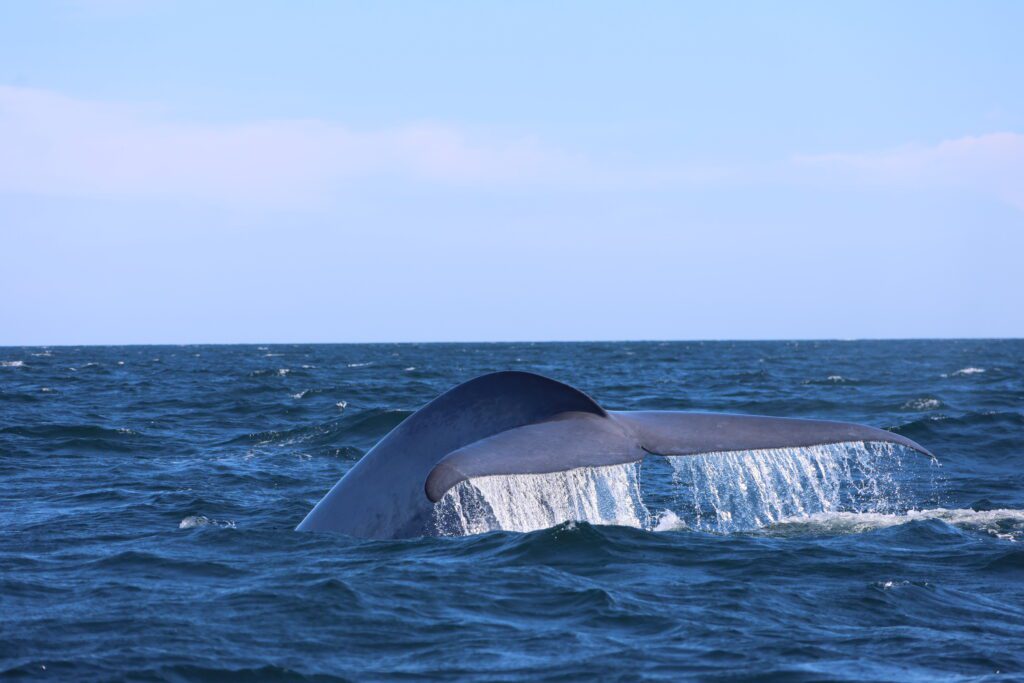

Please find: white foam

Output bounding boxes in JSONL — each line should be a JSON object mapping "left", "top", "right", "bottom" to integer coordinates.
{"left": 653, "top": 509, "right": 687, "bottom": 532}
{"left": 902, "top": 397, "right": 942, "bottom": 410}
{"left": 335, "top": 400, "right": 348, "bottom": 410}
{"left": 179, "top": 515, "right": 209, "bottom": 529}
{"left": 433, "top": 463, "right": 648, "bottom": 535}
{"left": 1, "top": 360, "right": 25, "bottom": 367}
{"left": 347, "top": 362, "right": 372, "bottom": 368}
{"left": 768, "top": 508, "right": 1024, "bottom": 541}
{"left": 952, "top": 367, "right": 985, "bottom": 376}
{"left": 178, "top": 515, "right": 236, "bottom": 530}
{"left": 277, "top": 368, "right": 290, "bottom": 376}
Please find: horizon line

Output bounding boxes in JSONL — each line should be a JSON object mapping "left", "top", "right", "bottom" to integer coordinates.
{"left": 2, "top": 336, "right": 1021, "bottom": 349}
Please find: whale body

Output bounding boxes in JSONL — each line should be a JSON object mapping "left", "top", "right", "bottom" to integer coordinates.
{"left": 297, "top": 371, "right": 933, "bottom": 538}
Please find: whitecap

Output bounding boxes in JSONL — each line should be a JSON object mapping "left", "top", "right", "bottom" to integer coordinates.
{"left": 178, "top": 515, "right": 209, "bottom": 529}
{"left": 277, "top": 368, "right": 290, "bottom": 376}
{"left": 902, "top": 397, "right": 942, "bottom": 410}
{"left": 653, "top": 509, "right": 686, "bottom": 532}
{"left": 335, "top": 400, "right": 348, "bottom": 410}
{"left": 1, "top": 360, "right": 25, "bottom": 367}
{"left": 404, "top": 366, "right": 416, "bottom": 371}
{"left": 952, "top": 367, "right": 985, "bottom": 376}
{"left": 178, "top": 515, "right": 236, "bottom": 530}
{"left": 347, "top": 362, "right": 372, "bottom": 368}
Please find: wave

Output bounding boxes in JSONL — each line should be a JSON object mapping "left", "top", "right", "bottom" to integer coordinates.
{"left": 1, "top": 423, "right": 139, "bottom": 438}
{"left": 764, "top": 508, "right": 1024, "bottom": 540}
{"left": 1, "top": 360, "right": 25, "bottom": 367}
{"left": 0, "top": 423, "right": 152, "bottom": 455}
{"left": 894, "top": 411, "right": 1024, "bottom": 443}
{"left": 225, "top": 408, "right": 409, "bottom": 449}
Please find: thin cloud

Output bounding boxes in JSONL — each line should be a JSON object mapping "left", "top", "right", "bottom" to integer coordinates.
{"left": 4, "top": 86, "right": 1019, "bottom": 210}
{"left": 0, "top": 86, "right": 591, "bottom": 206}
{"left": 795, "top": 133, "right": 1024, "bottom": 210}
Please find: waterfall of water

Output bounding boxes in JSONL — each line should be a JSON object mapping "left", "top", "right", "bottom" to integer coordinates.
{"left": 432, "top": 441, "right": 928, "bottom": 537}
{"left": 432, "top": 462, "right": 649, "bottom": 536}
{"left": 665, "top": 441, "right": 913, "bottom": 533}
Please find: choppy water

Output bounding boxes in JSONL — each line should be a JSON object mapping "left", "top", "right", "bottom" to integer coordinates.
{"left": 2, "top": 340, "right": 1023, "bottom": 680}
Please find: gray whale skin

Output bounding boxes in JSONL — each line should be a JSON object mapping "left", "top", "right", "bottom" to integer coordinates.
{"left": 297, "top": 371, "right": 932, "bottom": 539}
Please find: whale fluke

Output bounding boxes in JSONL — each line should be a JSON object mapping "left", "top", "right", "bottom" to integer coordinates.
{"left": 297, "top": 371, "right": 933, "bottom": 538}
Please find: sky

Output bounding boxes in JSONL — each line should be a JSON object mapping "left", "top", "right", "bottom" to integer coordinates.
{"left": 2, "top": 1, "right": 1022, "bottom": 344}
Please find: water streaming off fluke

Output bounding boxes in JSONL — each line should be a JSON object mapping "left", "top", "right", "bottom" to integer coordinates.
{"left": 666, "top": 441, "right": 923, "bottom": 533}
{"left": 433, "top": 463, "right": 649, "bottom": 535}
{"left": 434, "top": 441, "right": 933, "bottom": 536}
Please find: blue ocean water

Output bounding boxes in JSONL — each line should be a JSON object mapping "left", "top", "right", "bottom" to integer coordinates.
{"left": 2, "top": 340, "right": 1023, "bottom": 681}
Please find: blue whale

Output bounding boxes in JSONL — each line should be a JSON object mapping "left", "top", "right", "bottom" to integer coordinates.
{"left": 297, "top": 371, "right": 932, "bottom": 538}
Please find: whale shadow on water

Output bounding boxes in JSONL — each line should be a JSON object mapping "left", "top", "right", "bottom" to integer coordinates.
{"left": 296, "top": 371, "right": 935, "bottom": 539}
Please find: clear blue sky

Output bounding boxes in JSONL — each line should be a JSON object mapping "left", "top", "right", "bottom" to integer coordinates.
{"left": 2, "top": 1, "right": 1022, "bottom": 344}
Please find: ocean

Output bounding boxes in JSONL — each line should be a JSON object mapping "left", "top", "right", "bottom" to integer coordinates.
{"left": 2, "top": 340, "right": 1022, "bottom": 681}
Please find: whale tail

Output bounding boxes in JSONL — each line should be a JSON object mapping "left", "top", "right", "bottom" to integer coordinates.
{"left": 299, "top": 371, "right": 933, "bottom": 538}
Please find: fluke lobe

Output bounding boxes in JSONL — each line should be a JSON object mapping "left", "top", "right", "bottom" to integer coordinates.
{"left": 297, "top": 371, "right": 933, "bottom": 538}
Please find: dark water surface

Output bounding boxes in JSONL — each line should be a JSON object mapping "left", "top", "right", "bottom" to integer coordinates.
{"left": 2, "top": 341, "right": 1023, "bottom": 681}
